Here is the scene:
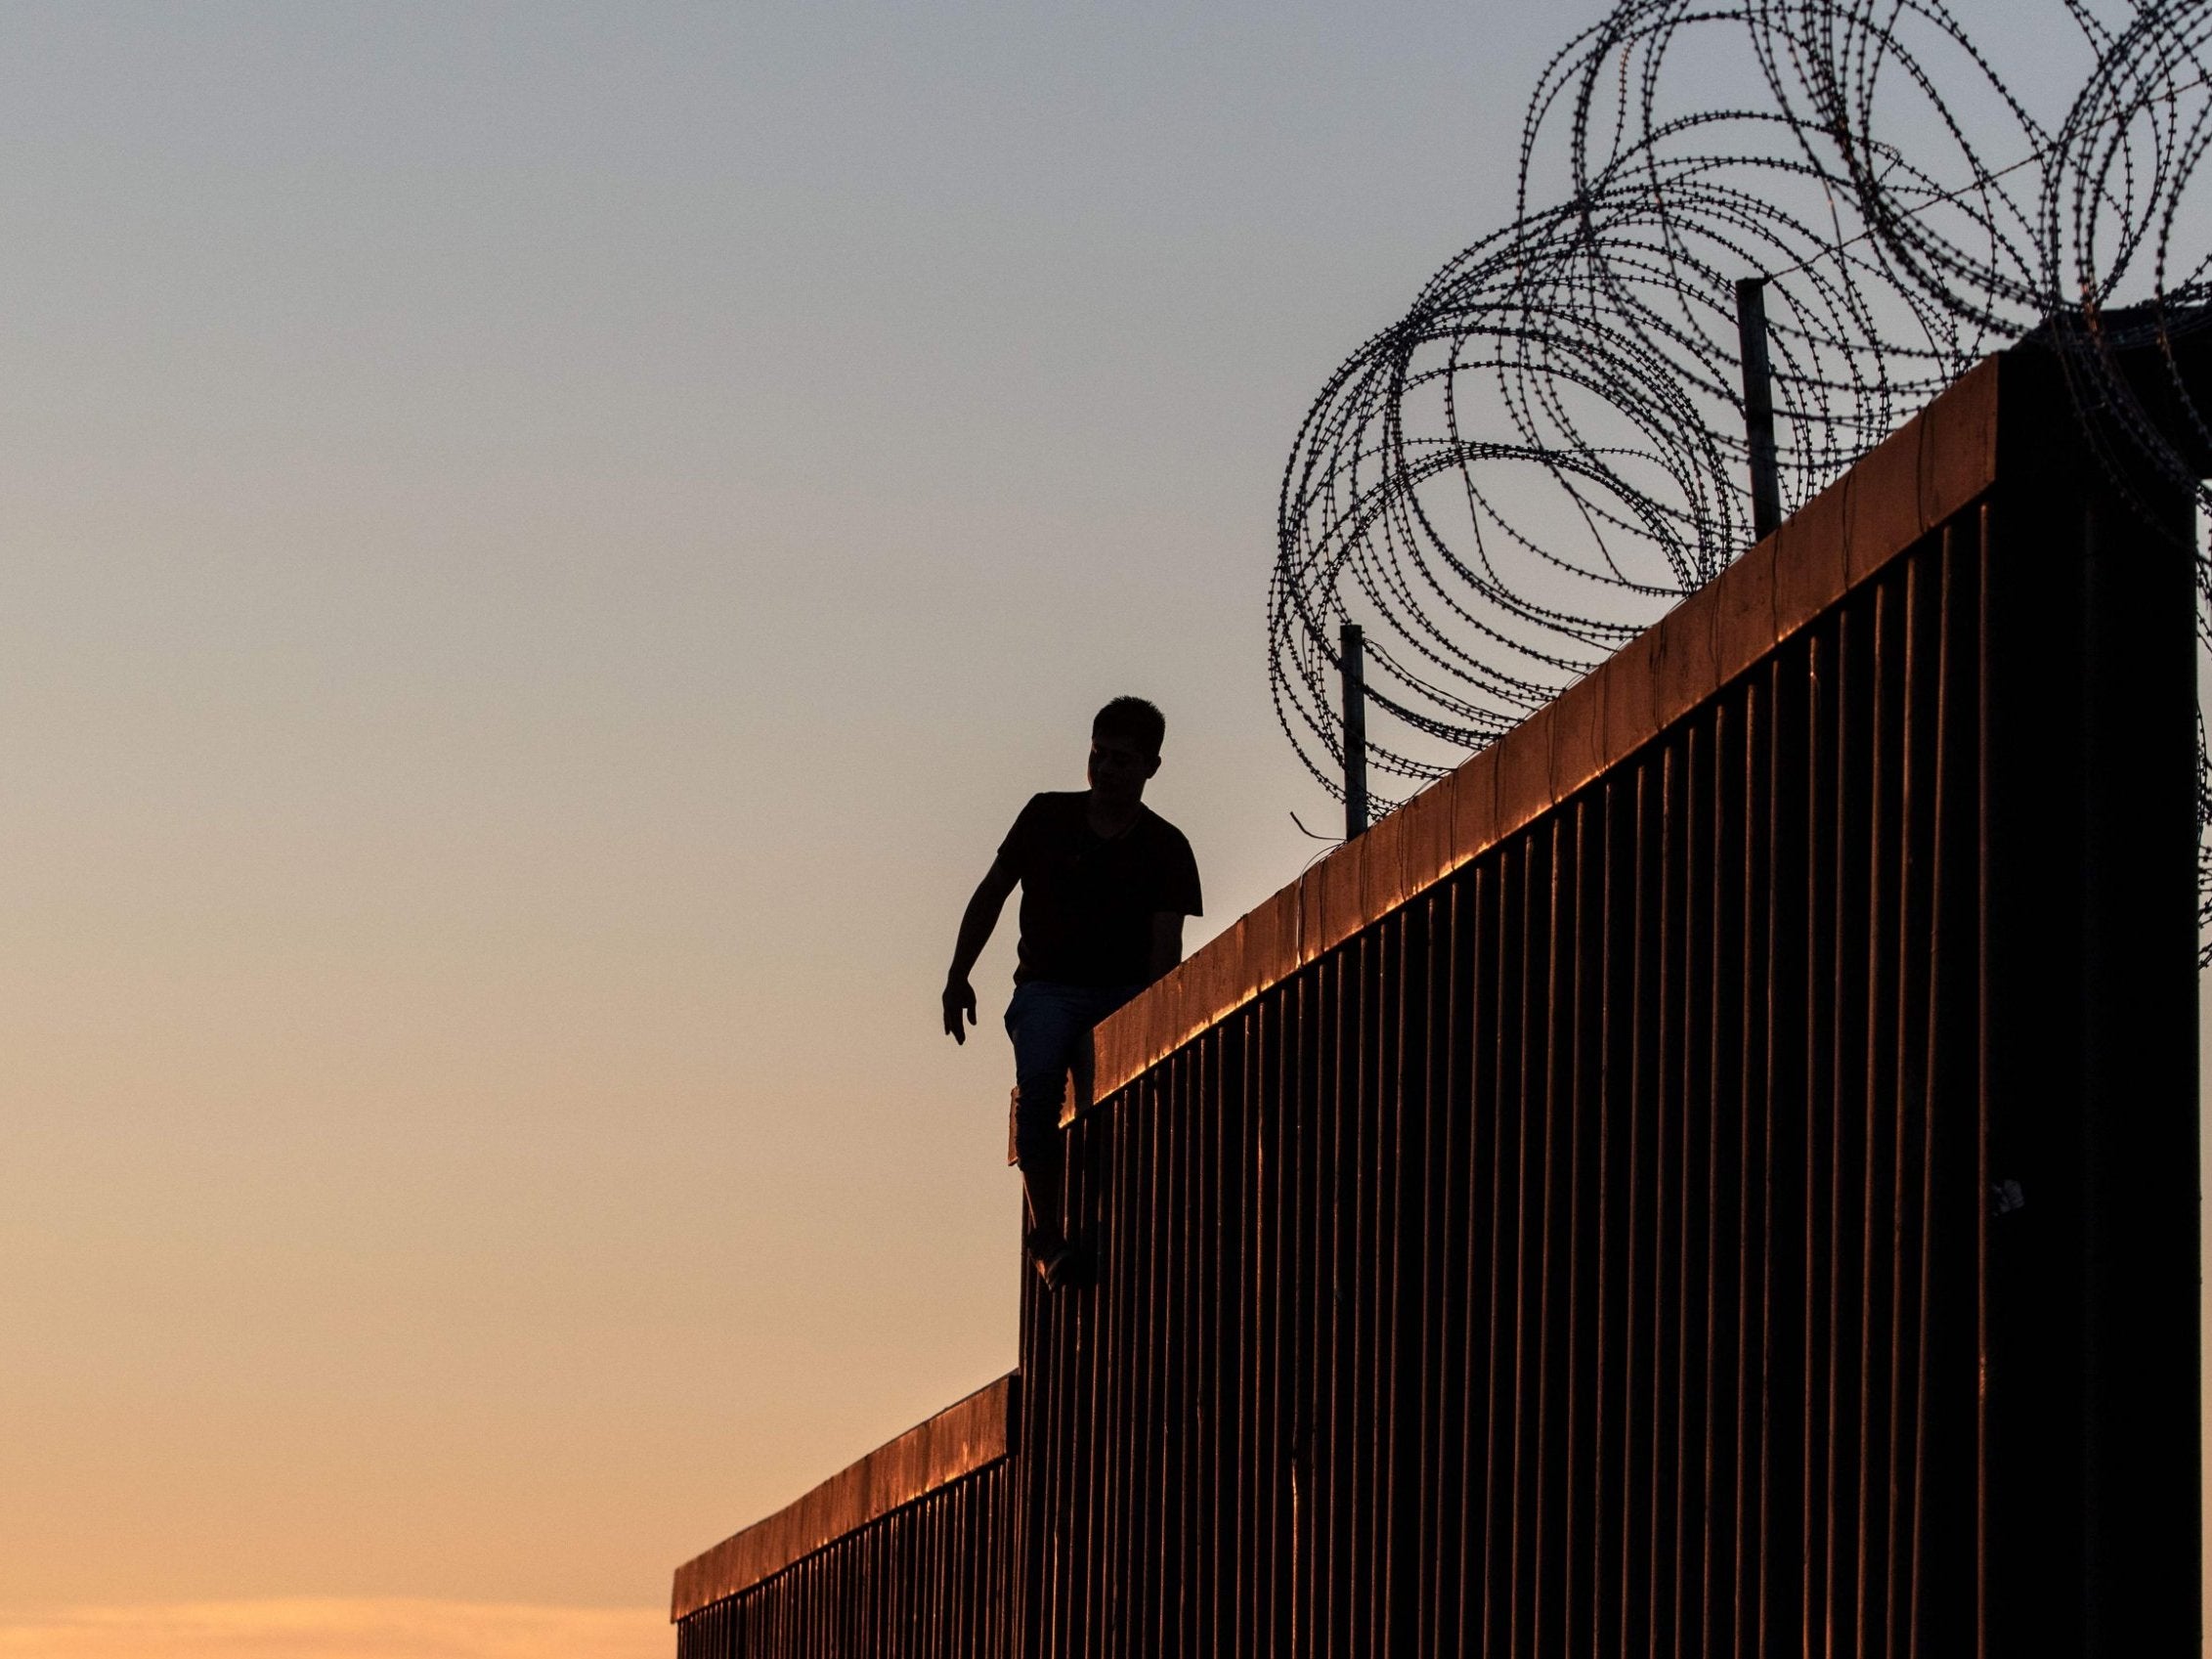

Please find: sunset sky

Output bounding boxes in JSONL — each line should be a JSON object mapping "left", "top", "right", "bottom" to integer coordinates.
{"left": 2, "top": 5, "right": 2199, "bottom": 1657}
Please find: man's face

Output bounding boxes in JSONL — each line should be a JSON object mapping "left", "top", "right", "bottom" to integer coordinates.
{"left": 1088, "top": 730, "right": 1160, "bottom": 805}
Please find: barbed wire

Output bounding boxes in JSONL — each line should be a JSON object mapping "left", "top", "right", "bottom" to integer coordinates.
{"left": 1270, "top": 0, "right": 2212, "bottom": 951}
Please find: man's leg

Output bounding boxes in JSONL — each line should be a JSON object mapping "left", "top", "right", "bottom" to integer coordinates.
{"left": 1005, "top": 983, "right": 1081, "bottom": 1256}
{"left": 1006, "top": 982, "right": 1146, "bottom": 1285}
{"left": 1063, "top": 982, "right": 1141, "bottom": 1119}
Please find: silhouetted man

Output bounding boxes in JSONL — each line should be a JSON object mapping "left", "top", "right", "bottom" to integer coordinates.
{"left": 942, "top": 696, "right": 1202, "bottom": 1289}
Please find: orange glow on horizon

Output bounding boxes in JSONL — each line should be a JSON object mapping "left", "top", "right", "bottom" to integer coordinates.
{"left": 0, "top": 1601, "right": 666, "bottom": 1659}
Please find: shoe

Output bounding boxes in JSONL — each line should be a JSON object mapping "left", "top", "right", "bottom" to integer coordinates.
{"left": 1045, "top": 1235, "right": 1096, "bottom": 1291}
{"left": 1024, "top": 1229, "right": 1096, "bottom": 1292}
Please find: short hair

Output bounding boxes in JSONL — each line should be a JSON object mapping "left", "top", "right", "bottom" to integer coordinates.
{"left": 1093, "top": 695, "right": 1166, "bottom": 756}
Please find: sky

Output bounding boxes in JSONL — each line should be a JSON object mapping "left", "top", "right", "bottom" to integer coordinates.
{"left": 0, "top": 5, "right": 2198, "bottom": 1658}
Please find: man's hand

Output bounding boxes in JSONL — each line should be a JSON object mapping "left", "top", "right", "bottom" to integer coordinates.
{"left": 942, "top": 974, "right": 977, "bottom": 1043}
{"left": 944, "top": 857, "right": 1016, "bottom": 1043}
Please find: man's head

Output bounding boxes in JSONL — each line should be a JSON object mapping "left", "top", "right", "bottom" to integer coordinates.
{"left": 1088, "top": 696, "right": 1165, "bottom": 807}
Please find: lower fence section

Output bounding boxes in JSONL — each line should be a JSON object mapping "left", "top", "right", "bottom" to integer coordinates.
{"left": 675, "top": 1459, "right": 1016, "bottom": 1659}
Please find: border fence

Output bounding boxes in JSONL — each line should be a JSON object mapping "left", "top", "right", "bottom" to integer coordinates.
{"left": 672, "top": 1375, "right": 1018, "bottom": 1658}
{"left": 673, "top": 345, "right": 2200, "bottom": 1656}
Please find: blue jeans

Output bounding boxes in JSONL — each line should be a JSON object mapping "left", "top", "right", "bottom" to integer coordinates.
{"left": 1005, "top": 981, "right": 1140, "bottom": 1169}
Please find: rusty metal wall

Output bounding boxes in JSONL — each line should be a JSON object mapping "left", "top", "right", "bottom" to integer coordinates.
{"left": 673, "top": 352, "right": 2198, "bottom": 1658}
{"left": 674, "top": 1460, "right": 1015, "bottom": 1659}
{"left": 1027, "top": 532, "right": 1986, "bottom": 1655}
{"left": 1019, "top": 377, "right": 2199, "bottom": 1656}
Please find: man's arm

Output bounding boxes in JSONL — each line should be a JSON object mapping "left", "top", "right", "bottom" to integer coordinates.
{"left": 943, "top": 855, "right": 1019, "bottom": 1042}
{"left": 1147, "top": 910, "right": 1186, "bottom": 983}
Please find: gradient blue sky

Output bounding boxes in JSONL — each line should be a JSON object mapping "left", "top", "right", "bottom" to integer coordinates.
{"left": 0, "top": 3, "right": 2196, "bottom": 1652}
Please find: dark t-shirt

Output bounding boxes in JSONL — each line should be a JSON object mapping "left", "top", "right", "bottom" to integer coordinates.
{"left": 998, "top": 792, "right": 1202, "bottom": 987}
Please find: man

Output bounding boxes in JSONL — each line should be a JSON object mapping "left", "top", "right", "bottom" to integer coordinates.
{"left": 942, "top": 696, "right": 1202, "bottom": 1289}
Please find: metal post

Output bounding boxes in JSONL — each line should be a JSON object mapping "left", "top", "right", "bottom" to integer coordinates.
{"left": 1735, "top": 276, "right": 1783, "bottom": 541}
{"left": 1340, "top": 621, "right": 1368, "bottom": 839}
